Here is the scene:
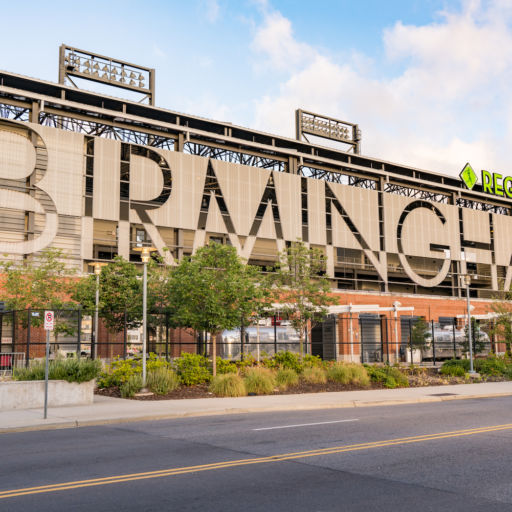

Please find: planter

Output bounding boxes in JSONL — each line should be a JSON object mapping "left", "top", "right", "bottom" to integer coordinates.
{"left": 0, "top": 379, "right": 95, "bottom": 410}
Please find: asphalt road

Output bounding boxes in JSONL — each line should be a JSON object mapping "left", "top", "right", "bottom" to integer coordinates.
{"left": 2, "top": 397, "right": 512, "bottom": 511}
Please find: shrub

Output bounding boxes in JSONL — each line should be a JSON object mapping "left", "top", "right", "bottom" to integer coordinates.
{"left": 365, "top": 365, "right": 408, "bottom": 389}
{"left": 327, "top": 363, "right": 370, "bottom": 387}
{"left": 120, "top": 374, "right": 143, "bottom": 398}
{"left": 244, "top": 367, "right": 276, "bottom": 395}
{"left": 173, "top": 353, "right": 211, "bottom": 386}
{"left": 326, "top": 363, "right": 352, "bottom": 384}
{"left": 302, "top": 366, "right": 327, "bottom": 385}
{"left": 216, "top": 358, "right": 238, "bottom": 375}
{"left": 268, "top": 351, "right": 302, "bottom": 373}
{"left": 146, "top": 367, "right": 180, "bottom": 395}
{"left": 276, "top": 368, "right": 299, "bottom": 390}
{"left": 440, "top": 365, "right": 465, "bottom": 377}
{"left": 14, "top": 358, "right": 101, "bottom": 383}
{"left": 475, "top": 356, "right": 508, "bottom": 376}
{"left": 98, "top": 358, "right": 142, "bottom": 388}
{"left": 210, "top": 374, "right": 247, "bottom": 397}
{"left": 302, "top": 354, "right": 323, "bottom": 369}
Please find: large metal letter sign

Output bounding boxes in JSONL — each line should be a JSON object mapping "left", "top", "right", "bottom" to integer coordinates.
{"left": 0, "top": 120, "right": 58, "bottom": 254}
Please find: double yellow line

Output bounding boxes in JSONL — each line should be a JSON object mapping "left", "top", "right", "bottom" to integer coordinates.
{"left": 2, "top": 422, "right": 512, "bottom": 500}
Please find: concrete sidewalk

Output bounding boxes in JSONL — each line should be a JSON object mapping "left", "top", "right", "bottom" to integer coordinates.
{"left": 2, "top": 381, "right": 512, "bottom": 433}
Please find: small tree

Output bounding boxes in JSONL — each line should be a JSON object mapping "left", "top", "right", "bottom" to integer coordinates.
{"left": 460, "top": 317, "right": 487, "bottom": 356}
{"left": 490, "top": 294, "right": 512, "bottom": 355}
{"left": 269, "top": 240, "right": 337, "bottom": 357}
{"left": 166, "top": 242, "right": 265, "bottom": 375}
{"left": 72, "top": 256, "right": 142, "bottom": 333}
{"left": 410, "top": 318, "right": 431, "bottom": 354}
{"left": 0, "top": 248, "right": 76, "bottom": 343}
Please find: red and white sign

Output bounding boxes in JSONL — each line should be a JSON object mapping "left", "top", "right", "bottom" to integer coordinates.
{"left": 44, "top": 311, "right": 54, "bottom": 331}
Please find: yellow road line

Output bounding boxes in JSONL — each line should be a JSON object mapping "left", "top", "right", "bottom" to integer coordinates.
{"left": 2, "top": 422, "right": 512, "bottom": 499}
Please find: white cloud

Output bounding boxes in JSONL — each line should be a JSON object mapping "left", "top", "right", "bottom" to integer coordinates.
{"left": 250, "top": 1, "right": 512, "bottom": 177}
{"left": 201, "top": 0, "right": 220, "bottom": 23}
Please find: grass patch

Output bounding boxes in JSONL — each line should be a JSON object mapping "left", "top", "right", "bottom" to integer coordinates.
{"left": 146, "top": 367, "right": 180, "bottom": 395}
{"left": 120, "top": 374, "right": 143, "bottom": 398}
{"left": 365, "top": 365, "right": 409, "bottom": 389}
{"left": 13, "top": 358, "right": 101, "bottom": 383}
{"left": 244, "top": 367, "right": 276, "bottom": 395}
{"left": 301, "top": 366, "right": 327, "bottom": 385}
{"left": 210, "top": 374, "right": 247, "bottom": 397}
{"left": 327, "top": 363, "right": 370, "bottom": 387}
{"left": 276, "top": 368, "right": 299, "bottom": 390}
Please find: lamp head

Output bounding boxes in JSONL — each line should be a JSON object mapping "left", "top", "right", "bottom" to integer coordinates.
{"left": 133, "top": 246, "right": 157, "bottom": 263}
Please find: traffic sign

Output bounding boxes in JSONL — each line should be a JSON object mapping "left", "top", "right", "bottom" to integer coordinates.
{"left": 44, "top": 311, "right": 54, "bottom": 331}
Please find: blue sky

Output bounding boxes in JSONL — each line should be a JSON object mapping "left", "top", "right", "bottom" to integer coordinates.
{"left": 1, "top": 0, "right": 510, "bottom": 177}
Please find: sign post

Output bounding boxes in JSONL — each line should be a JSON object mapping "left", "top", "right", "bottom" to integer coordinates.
{"left": 43, "top": 311, "right": 54, "bottom": 419}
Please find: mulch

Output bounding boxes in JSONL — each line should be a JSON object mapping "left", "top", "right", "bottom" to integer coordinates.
{"left": 94, "top": 379, "right": 423, "bottom": 401}
{"left": 95, "top": 367, "right": 507, "bottom": 401}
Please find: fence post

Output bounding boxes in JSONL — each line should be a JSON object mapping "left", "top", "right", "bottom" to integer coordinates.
{"left": 165, "top": 312, "right": 170, "bottom": 362}
{"left": 76, "top": 307, "right": 82, "bottom": 358}
{"left": 274, "top": 315, "right": 277, "bottom": 355}
{"left": 452, "top": 320, "right": 457, "bottom": 358}
{"left": 431, "top": 320, "right": 436, "bottom": 367}
{"left": 123, "top": 309, "right": 127, "bottom": 360}
{"left": 91, "top": 311, "right": 96, "bottom": 360}
{"left": 240, "top": 316, "right": 245, "bottom": 362}
{"left": 26, "top": 308, "right": 31, "bottom": 367}
{"left": 409, "top": 320, "right": 413, "bottom": 364}
{"left": 12, "top": 310, "right": 16, "bottom": 354}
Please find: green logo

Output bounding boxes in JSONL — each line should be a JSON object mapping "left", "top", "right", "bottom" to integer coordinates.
{"left": 460, "top": 163, "right": 477, "bottom": 190}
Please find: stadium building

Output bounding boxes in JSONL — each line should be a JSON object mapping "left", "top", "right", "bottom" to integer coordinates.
{"left": 0, "top": 46, "right": 509, "bottom": 362}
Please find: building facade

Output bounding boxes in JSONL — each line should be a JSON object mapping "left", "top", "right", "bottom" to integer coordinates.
{"left": 0, "top": 68, "right": 511, "bottom": 360}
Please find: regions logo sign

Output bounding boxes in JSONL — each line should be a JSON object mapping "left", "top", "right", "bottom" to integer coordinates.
{"left": 460, "top": 163, "right": 512, "bottom": 198}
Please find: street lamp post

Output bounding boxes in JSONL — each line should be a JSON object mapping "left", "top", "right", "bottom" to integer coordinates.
{"left": 461, "top": 273, "right": 475, "bottom": 374}
{"left": 90, "top": 262, "right": 107, "bottom": 359}
{"left": 134, "top": 246, "right": 156, "bottom": 388}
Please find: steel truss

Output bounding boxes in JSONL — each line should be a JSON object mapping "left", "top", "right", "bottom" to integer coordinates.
{"left": 300, "top": 165, "right": 376, "bottom": 189}
{"left": 456, "top": 197, "right": 511, "bottom": 216}
{"left": 184, "top": 142, "right": 284, "bottom": 171}
{"left": 0, "top": 103, "right": 30, "bottom": 122}
{"left": 385, "top": 183, "right": 450, "bottom": 204}
{"left": 38, "top": 112, "right": 175, "bottom": 149}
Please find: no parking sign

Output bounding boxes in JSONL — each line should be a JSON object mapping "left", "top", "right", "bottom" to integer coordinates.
{"left": 44, "top": 311, "right": 54, "bottom": 331}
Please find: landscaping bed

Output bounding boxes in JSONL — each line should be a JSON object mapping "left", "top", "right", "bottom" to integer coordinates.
{"left": 95, "top": 352, "right": 512, "bottom": 401}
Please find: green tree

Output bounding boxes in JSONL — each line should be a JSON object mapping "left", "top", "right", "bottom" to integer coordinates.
{"left": 0, "top": 249, "right": 77, "bottom": 343}
{"left": 72, "top": 256, "right": 142, "bottom": 333}
{"left": 166, "top": 242, "right": 265, "bottom": 375}
{"left": 269, "top": 240, "right": 337, "bottom": 357}
{"left": 410, "top": 318, "right": 431, "bottom": 353}
{"left": 490, "top": 295, "right": 512, "bottom": 355}
{"left": 1, "top": 248, "right": 73, "bottom": 311}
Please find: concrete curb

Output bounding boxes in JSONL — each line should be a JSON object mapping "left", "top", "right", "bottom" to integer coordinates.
{"left": 2, "top": 391, "right": 511, "bottom": 434}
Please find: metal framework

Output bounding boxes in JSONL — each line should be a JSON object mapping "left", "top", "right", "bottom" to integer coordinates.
{"left": 59, "top": 45, "right": 155, "bottom": 105}
{"left": 0, "top": 70, "right": 511, "bottom": 219}
{"left": 296, "top": 109, "right": 361, "bottom": 153}
{"left": 38, "top": 111, "right": 175, "bottom": 149}
{"left": 184, "top": 142, "right": 284, "bottom": 171}
{"left": 385, "top": 183, "right": 450, "bottom": 204}
{"left": 300, "top": 165, "right": 376, "bottom": 189}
